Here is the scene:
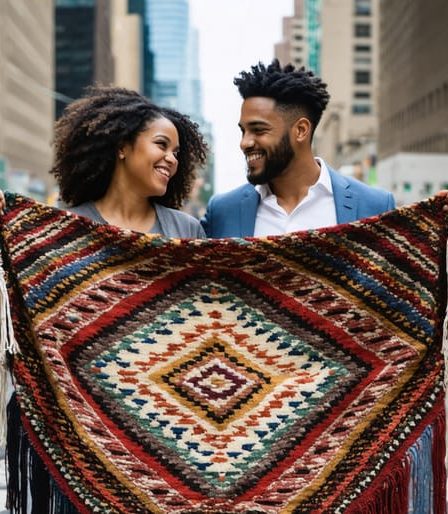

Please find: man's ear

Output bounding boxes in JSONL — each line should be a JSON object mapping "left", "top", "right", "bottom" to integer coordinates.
{"left": 292, "top": 117, "right": 312, "bottom": 144}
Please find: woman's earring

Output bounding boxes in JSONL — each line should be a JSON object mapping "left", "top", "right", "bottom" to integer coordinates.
{"left": 119, "top": 152, "right": 125, "bottom": 160}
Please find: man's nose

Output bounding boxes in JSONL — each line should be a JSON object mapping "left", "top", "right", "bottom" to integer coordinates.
{"left": 240, "top": 132, "right": 254, "bottom": 151}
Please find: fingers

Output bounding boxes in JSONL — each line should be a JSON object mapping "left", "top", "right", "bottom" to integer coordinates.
{"left": 0, "top": 190, "right": 5, "bottom": 215}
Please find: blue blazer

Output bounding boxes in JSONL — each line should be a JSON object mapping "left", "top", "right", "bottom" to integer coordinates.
{"left": 201, "top": 167, "right": 395, "bottom": 238}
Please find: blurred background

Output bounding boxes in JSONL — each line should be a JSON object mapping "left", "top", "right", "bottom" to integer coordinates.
{"left": 0, "top": 0, "right": 447, "bottom": 217}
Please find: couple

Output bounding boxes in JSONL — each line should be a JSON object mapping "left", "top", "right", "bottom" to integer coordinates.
{"left": 0, "top": 59, "right": 397, "bottom": 235}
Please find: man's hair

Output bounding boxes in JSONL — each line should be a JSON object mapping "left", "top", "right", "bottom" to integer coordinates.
{"left": 234, "top": 59, "right": 330, "bottom": 131}
{"left": 51, "top": 86, "right": 207, "bottom": 209}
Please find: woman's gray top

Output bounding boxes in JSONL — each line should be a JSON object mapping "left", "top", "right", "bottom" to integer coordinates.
{"left": 70, "top": 202, "right": 206, "bottom": 238}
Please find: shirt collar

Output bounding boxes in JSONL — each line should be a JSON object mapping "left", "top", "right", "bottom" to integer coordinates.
{"left": 255, "top": 157, "right": 333, "bottom": 199}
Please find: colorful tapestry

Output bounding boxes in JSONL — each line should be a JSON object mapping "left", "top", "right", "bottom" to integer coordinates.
{"left": 0, "top": 192, "right": 447, "bottom": 514}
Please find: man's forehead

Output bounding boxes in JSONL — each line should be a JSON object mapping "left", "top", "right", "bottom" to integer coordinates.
{"left": 239, "top": 97, "right": 285, "bottom": 123}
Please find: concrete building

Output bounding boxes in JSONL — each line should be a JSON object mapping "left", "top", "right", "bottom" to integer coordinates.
{"left": 128, "top": 0, "right": 154, "bottom": 98}
{"left": 317, "top": 0, "right": 379, "bottom": 174}
{"left": 0, "top": 0, "right": 54, "bottom": 199}
{"left": 111, "top": 0, "right": 142, "bottom": 92}
{"left": 55, "top": 0, "right": 114, "bottom": 119}
{"left": 275, "top": 0, "right": 307, "bottom": 70}
{"left": 275, "top": 0, "right": 379, "bottom": 176}
{"left": 377, "top": 0, "right": 448, "bottom": 203}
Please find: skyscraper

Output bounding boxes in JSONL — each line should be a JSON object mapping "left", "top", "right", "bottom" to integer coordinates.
{"left": 376, "top": 0, "right": 448, "bottom": 204}
{"left": 0, "top": 0, "right": 54, "bottom": 198}
{"left": 146, "top": 0, "right": 213, "bottom": 213}
{"left": 55, "top": 0, "right": 114, "bottom": 118}
{"left": 128, "top": 0, "right": 154, "bottom": 98}
{"left": 276, "top": 0, "right": 379, "bottom": 174}
{"left": 147, "top": 0, "right": 201, "bottom": 120}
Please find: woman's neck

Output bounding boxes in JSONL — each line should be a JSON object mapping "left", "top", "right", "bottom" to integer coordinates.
{"left": 94, "top": 188, "right": 156, "bottom": 233}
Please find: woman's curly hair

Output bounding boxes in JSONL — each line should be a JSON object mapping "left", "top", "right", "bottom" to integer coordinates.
{"left": 50, "top": 86, "right": 208, "bottom": 209}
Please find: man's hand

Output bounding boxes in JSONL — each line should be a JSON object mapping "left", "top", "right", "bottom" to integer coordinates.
{"left": 435, "top": 190, "right": 448, "bottom": 212}
{"left": 0, "top": 190, "right": 5, "bottom": 215}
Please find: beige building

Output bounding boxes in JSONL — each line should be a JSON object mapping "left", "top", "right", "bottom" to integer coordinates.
{"left": 317, "top": 0, "right": 379, "bottom": 173}
{"left": 378, "top": 0, "right": 448, "bottom": 158}
{"left": 275, "top": 0, "right": 307, "bottom": 69}
{"left": 110, "top": 0, "right": 142, "bottom": 92}
{"left": 275, "top": 0, "right": 379, "bottom": 175}
{"left": 0, "top": 0, "right": 54, "bottom": 198}
{"left": 376, "top": 0, "right": 448, "bottom": 204}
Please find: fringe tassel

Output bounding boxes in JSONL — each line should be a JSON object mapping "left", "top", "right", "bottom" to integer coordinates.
{"left": 408, "top": 425, "right": 434, "bottom": 513}
{"left": 6, "top": 394, "right": 79, "bottom": 514}
{"left": 431, "top": 412, "right": 446, "bottom": 514}
{"left": 442, "top": 248, "right": 448, "bottom": 505}
{"left": 345, "top": 459, "right": 410, "bottom": 514}
{"left": 0, "top": 254, "right": 20, "bottom": 447}
{"left": 346, "top": 411, "right": 446, "bottom": 514}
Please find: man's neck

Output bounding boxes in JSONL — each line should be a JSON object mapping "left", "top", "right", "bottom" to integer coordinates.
{"left": 269, "top": 158, "right": 322, "bottom": 214}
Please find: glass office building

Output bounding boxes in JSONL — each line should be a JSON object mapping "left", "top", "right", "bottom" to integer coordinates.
{"left": 147, "top": 0, "right": 201, "bottom": 118}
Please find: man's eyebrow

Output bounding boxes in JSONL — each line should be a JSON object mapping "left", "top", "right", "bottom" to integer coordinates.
{"left": 238, "top": 120, "right": 271, "bottom": 129}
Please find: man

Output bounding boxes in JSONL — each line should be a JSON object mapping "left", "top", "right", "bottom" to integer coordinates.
{"left": 201, "top": 60, "right": 395, "bottom": 238}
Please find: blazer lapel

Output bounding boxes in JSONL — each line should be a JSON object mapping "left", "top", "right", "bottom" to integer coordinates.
{"left": 330, "top": 169, "right": 358, "bottom": 224}
{"left": 239, "top": 186, "right": 259, "bottom": 237}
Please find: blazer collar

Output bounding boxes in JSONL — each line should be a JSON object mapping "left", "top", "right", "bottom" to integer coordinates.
{"left": 329, "top": 168, "right": 358, "bottom": 224}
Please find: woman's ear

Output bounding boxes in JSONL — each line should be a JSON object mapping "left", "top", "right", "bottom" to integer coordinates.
{"left": 117, "top": 144, "right": 126, "bottom": 160}
{"left": 292, "top": 117, "right": 312, "bottom": 144}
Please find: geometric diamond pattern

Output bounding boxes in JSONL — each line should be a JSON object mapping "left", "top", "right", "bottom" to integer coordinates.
{"left": 151, "top": 338, "right": 279, "bottom": 429}
{"left": 85, "top": 281, "right": 353, "bottom": 489}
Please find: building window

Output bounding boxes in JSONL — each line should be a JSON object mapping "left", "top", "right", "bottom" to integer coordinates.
{"left": 354, "top": 70, "right": 371, "bottom": 84}
{"left": 354, "top": 56, "right": 371, "bottom": 65}
{"left": 354, "top": 23, "right": 371, "bottom": 37}
{"left": 354, "top": 0, "right": 371, "bottom": 15}
{"left": 354, "top": 44, "right": 371, "bottom": 52}
{"left": 352, "top": 104, "right": 371, "bottom": 114}
{"left": 403, "top": 182, "right": 412, "bottom": 192}
{"left": 354, "top": 91, "right": 371, "bottom": 99}
{"left": 423, "top": 183, "right": 433, "bottom": 195}
{"left": 294, "top": 35, "right": 303, "bottom": 41}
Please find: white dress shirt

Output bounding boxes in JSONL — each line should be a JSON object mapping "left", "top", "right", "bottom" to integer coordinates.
{"left": 253, "top": 158, "right": 337, "bottom": 236}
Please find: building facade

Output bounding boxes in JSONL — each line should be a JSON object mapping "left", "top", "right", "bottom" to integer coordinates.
{"left": 111, "top": 0, "right": 142, "bottom": 92}
{"left": 275, "top": 0, "right": 379, "bottom": 178}
{"left": 376, "top": 0, "right": 448, "bottom": 204}
{"left": 55, "top": 0, "right": 114, "bottom": 119}
{"left": 378, "top": 0, "right": 448, "bottom": 158}
{"left": 275, "top": 0, "right": 307, "bottom": 69}
{"left": 128, "top": 0, "right": 154, "bottom": 98}
{"left": 317, "top": 0, "right": 378, "bottom": 173}
{"left": 0, "top": 0, "right": 54, "bottom": 198}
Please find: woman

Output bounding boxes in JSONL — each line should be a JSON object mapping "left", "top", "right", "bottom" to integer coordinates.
{"left": 0, "top": 87, "right": 208, "bottom": 513}
{"left": 2, "top": 86, "right": 207, "bottom": 237}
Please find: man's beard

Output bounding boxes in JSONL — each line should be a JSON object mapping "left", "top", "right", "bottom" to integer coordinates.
{"left": 247, "top": 133, "right": 294, "bottom": 186}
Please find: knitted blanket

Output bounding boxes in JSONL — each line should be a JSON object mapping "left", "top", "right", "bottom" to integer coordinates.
{"left": 0, "top": 192, "right": 447, "bottom": 514}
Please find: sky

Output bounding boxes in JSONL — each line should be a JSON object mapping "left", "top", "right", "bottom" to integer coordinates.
{"left": 189, "top": 0, "right": 294, "bottom": 194}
